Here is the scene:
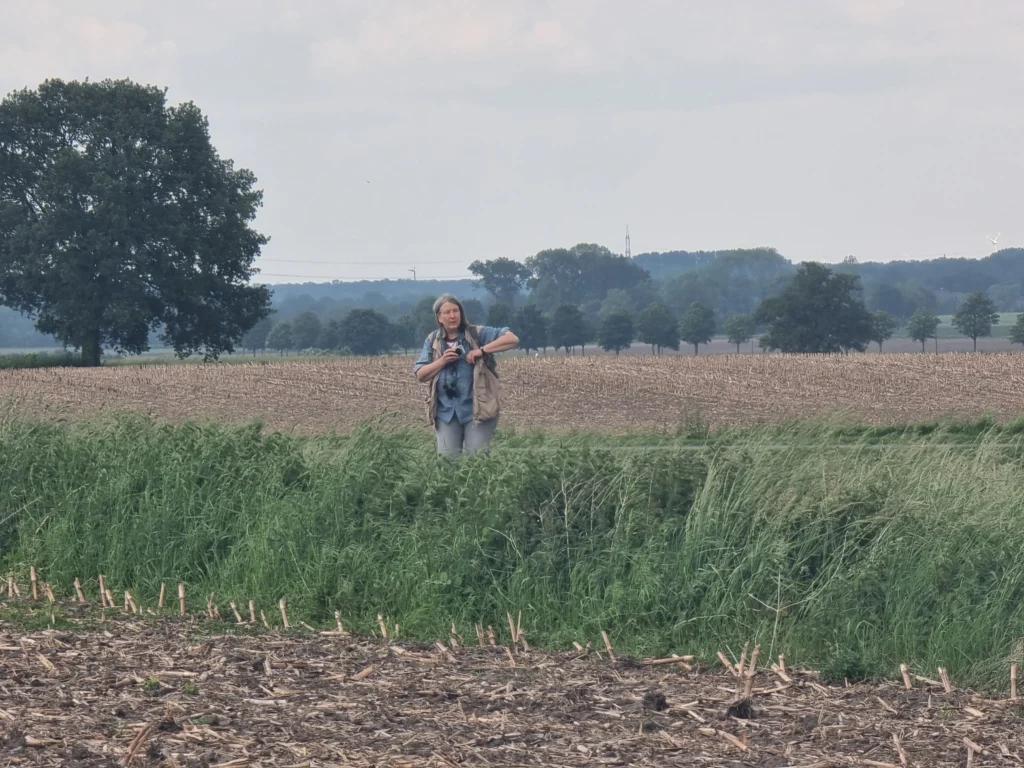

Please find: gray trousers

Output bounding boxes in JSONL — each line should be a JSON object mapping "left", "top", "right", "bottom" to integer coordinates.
{"left": 435, "top": 417, "right": 498, "bottom": 457}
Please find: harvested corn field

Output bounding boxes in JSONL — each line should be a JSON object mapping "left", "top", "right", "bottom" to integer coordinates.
{"left": 2, "top": 608, "right": 1024, "bottom": 768}
{"left": 2, "top": 352, "right": 1024, "bottom": 434}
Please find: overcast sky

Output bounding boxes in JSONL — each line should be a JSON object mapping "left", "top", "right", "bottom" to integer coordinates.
{"left": 3, "top": 1, "right": 1022, "bottom": 282}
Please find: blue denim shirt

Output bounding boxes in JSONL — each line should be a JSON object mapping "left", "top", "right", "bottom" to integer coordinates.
{"left": 413, "top": 325, "right": 510, "bottom": 425}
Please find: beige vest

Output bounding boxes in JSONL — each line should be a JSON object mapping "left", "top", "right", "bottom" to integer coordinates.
{"left": 425, "top": 325, "right": 501, "bottom": 426}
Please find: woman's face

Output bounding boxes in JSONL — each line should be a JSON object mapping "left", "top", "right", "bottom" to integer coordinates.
{"left": 438, "top": 301, "right": 462, "bottom": 334}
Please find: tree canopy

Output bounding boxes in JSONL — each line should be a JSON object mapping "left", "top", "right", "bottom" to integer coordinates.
{"left": 679, "top": 302, "right": 716, "bottom": 355}
{"left": 598, "top": 311, "right": 634, "bottom": 355}
{"left": 723, "top": 314, "right": 755, "bottom": 353}
{"left": 756, "top": 263, "right": 874, "bottom": 353}
{"left": 906, "top": 309, "right": 940, "bottom": 352}
{"left": 468, "top": 257, "right": 531, "bottom": 306}
{"left": 952, "top": 292, "right": 999, "bottom": 351}
{"left": 549, "top": 304, "right": 588, "bottom": 354}
{"left": 1008, "top": 313, "right": 1024, "bottom": 347}
{"left": 515, "top": 304, "right": 548, "bottom": 353}
{"left": 0, "top": 79, "right": 270, "bottom": 364}
{"left": 870, "top": 311, "right": 898, "bottom": 352}
{"left": 636, "top": 303, "right": 679, "bottom": 354}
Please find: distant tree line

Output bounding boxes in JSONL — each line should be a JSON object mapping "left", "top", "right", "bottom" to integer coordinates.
{"left": 237, "top": 252, "right": 1021, "bottom": 358}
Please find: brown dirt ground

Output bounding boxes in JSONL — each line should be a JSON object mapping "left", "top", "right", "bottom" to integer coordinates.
{"left": 3, "top": 603, "right": 1024, "bottom": 768}
{"left": 2, "top": 352, "right": 1024, "bottom": 435}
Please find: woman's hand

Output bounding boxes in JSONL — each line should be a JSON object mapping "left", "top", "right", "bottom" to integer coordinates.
{"left": 466, "top": 348, "right": 485, "bottom": 364}
{"left": 441, "top": 348, "right": 462, "bottom": 366}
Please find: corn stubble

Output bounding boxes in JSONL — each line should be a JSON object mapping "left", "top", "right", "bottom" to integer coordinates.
{"left": 2, "top": 351, "right": 1024, "bottom": 433}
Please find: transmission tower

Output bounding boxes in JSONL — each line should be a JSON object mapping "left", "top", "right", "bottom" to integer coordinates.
{"left": 625, "top": 226, "right": 632, "bottom": 259}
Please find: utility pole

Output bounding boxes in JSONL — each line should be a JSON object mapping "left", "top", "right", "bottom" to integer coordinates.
{"left": 408, "top": 267, "right": 416, "bottom": 281}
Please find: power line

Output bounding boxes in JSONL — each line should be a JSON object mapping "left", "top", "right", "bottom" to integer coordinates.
{"left": 254, "top": 272, "right": 472, "bottom": 281}
{"left": 258, "top": 257, "right": 471, "bottom": 266}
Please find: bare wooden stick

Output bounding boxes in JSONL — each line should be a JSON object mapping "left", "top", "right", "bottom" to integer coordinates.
{"left": 278, "top": 598, "right": 290, "bottom": 629}
{"left": 72, "top": 578, "right": 86, "bottom": 604}
{"left": 770, "top": 663, "right": 792, "bottom": 683}
{"left": 641, "top": 655, "right": 696, "bottom": 667}
{"left": 777, "top": 653, "right": 787, "bottom": 675}
{"left": 892, "top": 733, "right": 908, "bottom": 767}
{"left": 105, "top": 588, "right": 115, "bottom": 608}
{"left": 177, "top": 582, "right": 186, "bottom": 616}
{"left": 717, "top": 651, "right": 739, "bottom": 676}
{"left": 900, "top": 663, "right": 912, "bottom": 690}
{"left": 741, "top": 645, "right": 761, "bottom": 699}
{"left": 98, "top": 575, "right": 108, "bottom": 607}
{"left": 157, "top": 582, "right": 166, "bottom": 610}
{"left": 260, "top": 609, "right": 269, "bottom": 629}
{"left": 30, "top": 566, "right": 38, "bottom": 601}
{"left": 736, "top": 641, "right": 750, "bottom": 677}
{"left": 1012, "top": 663, "right": 1019, "bottom": 701}
{"left": 335, "top": 611, "right": 345, "bottom": 634}
{"left": 938, "top": 667, "right": 953, "bottom": 693}
{"left": 601, "top": 630, "right": 616, "bottom": 662}
{"left": 123, "top": 722, "right": 155, "bottom": 766}
{"left": 230, "top": 601, "right": 244, "bottom": 624}
{"left": 506, "top": 612, "right": 518, "bottom": 651}
{"left": 249, "top": 600, "right": 257, "bottom": 623}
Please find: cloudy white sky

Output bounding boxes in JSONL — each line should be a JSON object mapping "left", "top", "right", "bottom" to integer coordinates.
{"left": 3, "top": 1, "right": 1022, "bottom": 281}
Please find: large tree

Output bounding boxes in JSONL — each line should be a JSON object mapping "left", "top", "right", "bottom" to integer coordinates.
{"left": 338, "top": 309, "right": 394, "bottom": 356}
{"left": 756, "top": 263, "right": 874, "bottom": 353}
{"left": 952, "top": 292, "right": 999, "bottom": 352}
{"left": 0, "top": 79, "right": 270, "bottom": 365}
{"left": 468, "top": 257, "right": 531, "bottom": 307}
{"left": 527, "top": 243, "right": 649, "bottom": 308}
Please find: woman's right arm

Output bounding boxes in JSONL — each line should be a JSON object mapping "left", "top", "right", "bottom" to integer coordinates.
{"left": 413, "top": 336, "right": 458, "bottom": 383}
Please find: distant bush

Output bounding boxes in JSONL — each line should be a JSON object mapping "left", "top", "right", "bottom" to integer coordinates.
{"left": 0, "top": 351, "right": 81, "bottom": 369}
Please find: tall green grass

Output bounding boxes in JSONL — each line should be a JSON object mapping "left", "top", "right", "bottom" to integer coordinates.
{"left": 2, "top": 415, "right": 1024, "bottom": 689}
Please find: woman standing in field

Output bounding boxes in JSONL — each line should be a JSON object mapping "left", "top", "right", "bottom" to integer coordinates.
{"left": 414, "top": 295, "right": 519, "bottom": 457}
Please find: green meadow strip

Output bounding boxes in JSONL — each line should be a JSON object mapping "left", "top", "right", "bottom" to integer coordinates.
{"left": 2, "top": 415, "right": 1024, "bottom": 690}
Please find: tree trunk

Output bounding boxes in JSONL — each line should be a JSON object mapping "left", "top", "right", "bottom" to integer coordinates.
{"left": 693, "top": 343, "right": 699, "bottom": 356}
{"left": 80, "top": 330, "right": 102, "bottom": 366}
{"left": 973, "top": 336, "right": 978, "bottom": 352}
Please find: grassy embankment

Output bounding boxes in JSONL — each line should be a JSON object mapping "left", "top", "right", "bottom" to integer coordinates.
{"left": 2, "top": 414, "right": 1024, "bottom": 689}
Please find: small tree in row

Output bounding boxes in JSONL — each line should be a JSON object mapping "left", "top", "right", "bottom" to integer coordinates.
{"left": 907, "top": 309, "right": 940, "bottom": 352}
{"left": 953, "top": 292, "right": 1000, "bottom": 352}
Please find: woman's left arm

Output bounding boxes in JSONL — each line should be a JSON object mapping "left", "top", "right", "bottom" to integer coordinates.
{"left": 467, "top": 330, "right": 518, "bottom": 363}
